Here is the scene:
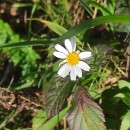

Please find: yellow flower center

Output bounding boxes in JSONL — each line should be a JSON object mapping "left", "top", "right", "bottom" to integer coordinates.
{"left": 66, "top": 51, "right": 80, "bottom": 65}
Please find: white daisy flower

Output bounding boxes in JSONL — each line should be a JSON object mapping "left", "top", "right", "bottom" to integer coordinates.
{"left": 53, "top": 37, "right": 92, "bottom": 81}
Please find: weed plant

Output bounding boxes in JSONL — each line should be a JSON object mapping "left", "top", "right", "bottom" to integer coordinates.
{"left": 0, "top": 0, "right": 130, "bottom": 130}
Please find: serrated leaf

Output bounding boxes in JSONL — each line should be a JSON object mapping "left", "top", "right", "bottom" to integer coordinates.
{"left": 120, "top": 110, "right": 130, "bottom": 130}
{"left": 67, "top": 87, "right": 106, "bottom": 130}
{"left": 43, "top": 75, "right": 72, "bottom": 118}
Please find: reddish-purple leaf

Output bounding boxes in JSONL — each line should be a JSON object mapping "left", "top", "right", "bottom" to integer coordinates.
{"left": 67, "top": 86, "right": 106, "bottom": 130}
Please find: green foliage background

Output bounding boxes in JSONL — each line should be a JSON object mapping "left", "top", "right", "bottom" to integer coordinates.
{"left": 0, "top": 0, "right": 130, "bottom": 130}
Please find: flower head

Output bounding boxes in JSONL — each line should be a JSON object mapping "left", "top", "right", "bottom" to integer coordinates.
{"left": 53, "top": 37, "right": 92, "bottom": 81}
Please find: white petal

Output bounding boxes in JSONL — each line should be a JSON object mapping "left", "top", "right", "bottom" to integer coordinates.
{"left": 76, "top": 50, "right": 80, "bottom": 54}
{"left": 55, "top": 44, "right": 68, "bottom": 55}
{"left": 53, "top": 51, "right": 66, "bottom": 59}
{"left": 75, "top": 65, "right": 82, "bottom": 78}
{"left": 58, "top": 64, "right": 70, "bottom": 78}
{"left": 59, "top": 60, "right": 67, "bottom": 66}
{"left": 65, "top": 39, "right": 72, "bottom": 52}
{"left": 78, "top": 61, "right": 90, "bottom": 71}
{"left": 70, "top": 37, "right": 76, "bottom": 51}
{"left": 70, "top": 66, "right": 76, "bottom": 81}
{"left": 79, "top": 51, "right": 92, "bottom": 59}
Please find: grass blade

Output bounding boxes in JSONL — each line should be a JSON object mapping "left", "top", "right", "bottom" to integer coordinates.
{"left": 38, "top": 19, "right": 82, "bottom": 45}
{"left": 89, "top": 1, "right": 112, "bottom": 15}
{"left": 80, "top": 0, "right": 94, "bottom": 16}
{"left": 55, "top": 15, "right": 130, "bottom": 43}
{"left": 0, "top": 39, "right": 53, "bottom": 48}
{"left": 37, "top": 105, "right": 71, "bottom": 130}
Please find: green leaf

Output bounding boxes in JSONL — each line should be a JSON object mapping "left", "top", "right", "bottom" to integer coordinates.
{"left": 80, "top": 0, "right": 93, "bottom": 16}
{"left": 67, "top": 87, "right": 106, "bottom": 130}
{"left": 0, "top": 33, "right": 7, "bottom": 44}
{"left": 32, "top": 109, "right": 47, "bottom": 129}
{"left": 14, "top": 128, "right": 33, "bottom": 130}
{"left": 37, "top": 105, "right": 71, "bottom": 130}
{"left": 0, "top": 19, "right": 14, "bottom": 36}
{"left": 0, "top": 39, "right": 53, "bottom": 48}
{"left": 13, "top": 3, "right": 33, "bottom": 7}
{"left": 38, "top": 19, "right": 82, "bottom": 45}
{"left": 14, "top": 81, "right": 34, "bottom": 90}
{"left": 120, "top": 110, "right": 130, "bottom": 130}
{"left": 118, "top": 80, "right": 130, "bottom": 90}
{"left": 1, "top": 15, "right": 130, "bottom": 48}
{"left": 115, "top": 93, "right": 130, "bottom": 106}
{"left": 88, "top": 1, "right": 112, "bottom": 15}
{"left": 55, "top": 15, "right": 130, "bottom": 43}
{"left": 43, "top": 75, "right": 72, "bottom": 118}
{"left": 122, "top": 93, "right": 130, "bottom": 105}
{"left": 38, "top": 19, "right": 67, "bottom": 36}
